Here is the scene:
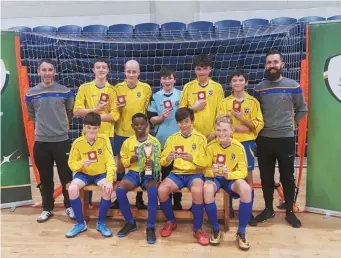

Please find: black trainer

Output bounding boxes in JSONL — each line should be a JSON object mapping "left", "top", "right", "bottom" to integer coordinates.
{"left": 285, "top": 211, "right": 302, "bottom": 228}
{"left": 110, "top": 199, "right": 119, "bottom": 209}
{"left": 117, "top": 221, "right": 137, "bottom": 238}
{"left": 255, "top": 208, "right": 275, "bottom": 223}
{"left": 146, "top": 227, "right": 156, "bottom": 244}
{"left": 248, "top": 213, "right": 258, "bottom": 226}
{"left": 173, "top": 201, "right": 182, "bottom": 211}
{"left": 136, "top": 199, "right": 147, "bottom": 210}
{"left": 230, "top": 208, "right": 235, "bottom": 219}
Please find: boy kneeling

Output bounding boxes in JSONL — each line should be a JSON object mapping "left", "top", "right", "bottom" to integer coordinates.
{"left": 204, "top": 115, "right": 252, "bottom": 250}
{"left": 66, "top": 112, "right": 115, "bottom": 238}
{"left": 115, "top": 113, "right": 161, "bottom": 244}
{"left": 158, "top": 107, "right": 209, "bottom": 245}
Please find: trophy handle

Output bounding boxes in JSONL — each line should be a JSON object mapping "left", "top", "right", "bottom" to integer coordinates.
{"left": 137, "top": 145, "right": 143, "bottom": 173}
{"left": 153, "top": 144, "right": 159, "bottom": 181}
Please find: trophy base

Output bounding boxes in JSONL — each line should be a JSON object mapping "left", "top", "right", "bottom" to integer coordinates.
{"left": 145, "top": 169, "right": 153, "bottom": 176}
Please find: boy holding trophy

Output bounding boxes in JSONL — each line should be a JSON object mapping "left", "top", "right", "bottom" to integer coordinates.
{"left": 203, "top": 115, "right": 252, "bottom": 250}
{"left": 115, "top": 113, "right": 161, "bottom": 244}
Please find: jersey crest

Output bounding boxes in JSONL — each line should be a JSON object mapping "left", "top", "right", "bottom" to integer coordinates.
{"left": 137, "top": 92, "right": 141, "bottom": 98}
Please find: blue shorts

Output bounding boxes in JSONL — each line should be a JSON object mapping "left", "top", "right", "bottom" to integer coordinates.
{"left": 205, "top": 177, "right": 240, "bottom": 199}
{"left": 113, "top": 134, "right": 128, "bottom": 156}
{"left": 109, "top": 137, "right": 115, "bottom": 154}
{"left": 167, "top": 173, "right": 204, "bottom": 189}
{"left": 242, "top": 140, "right": 256, "bottom": 171}
{"left": 74, "top": 172, "right": 107, "bottom": 186}
{"left": 123, "top": 170, "right": 155, "bottom": 190}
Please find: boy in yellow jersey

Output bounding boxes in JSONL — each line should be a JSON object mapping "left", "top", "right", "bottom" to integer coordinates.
{"left": 203, "top": 115, "right": 252, "bottom": 250}
{"left": 112, "top": 60, "right": 152, "bottom": 209}
{"left": 115, "top": 113, "right": 161, "bottom": 244}
{"left": 158, "top": 107, "right": 209, "bottom": 246}
{"left": 73, "top": 58, "right": 119, "bottom": 206}
{"left": 216, "top": 70, "right": 264, "bottom": 225}
{"left": 179, "top": 54, "right": 224, "bottom": 138}
{"left": 73, "top": 58, "right": 120, "bottom": 143}
{"left": 66, "top": 112, "right": 116, "bottom": 238}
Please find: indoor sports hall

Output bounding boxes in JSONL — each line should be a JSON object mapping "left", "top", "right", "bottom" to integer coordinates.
{"left": 1, "top": 1, "right": 341, "bottom": 257}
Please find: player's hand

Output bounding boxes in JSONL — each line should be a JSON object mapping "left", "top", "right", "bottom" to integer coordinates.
{"left": 101, "top": 180, "right": 113, "bottom": 196}
{"left": 83, "top": 159, "right": 96, "bottom": 167}
{"left": 234, "top": 125, "right": 251, "bottom": 133}
{"left": 192, "top": 99, "right": 207, "bottom": 111}
{"left": 145, "top": 159, "right": 154, "bottom": 168}
{"left": 207, "top": 132, "right": 216, "bottom": 142}
{"left": 231, "top": 110, "right": 244, "bottom": 122}
{"left": 95, "top": 101, "right": 108, "bottom": 112}
{"left": 166, "top": 151, "right": 177, "bottom": 161}
{"left": 160, "top": 108, "right": 172, "bottom": 120}
{"left": 222, "top": 166, "right": 228, "bottom": 177}
{"left": 130, "top": 155, "right": 138, "bottom": 163}
{"left": 213, "top": 165, "right": 219, "bottom": 177}
{"left": 181, "top": 152, "right": 193, "bottom": 162}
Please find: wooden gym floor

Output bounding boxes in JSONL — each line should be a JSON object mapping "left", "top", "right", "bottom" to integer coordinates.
{"left": 2, "top": 165, "right": 341, "bottom": 258}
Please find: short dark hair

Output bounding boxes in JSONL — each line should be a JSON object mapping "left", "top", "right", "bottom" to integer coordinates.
{"left": 175, "top": 107, "right": 194, "bottom": 122}
{"left": 159, "top": 66, "right": 176, "bottom": 79}
{"left": 38, "top": 58, "right": 55, "bottom": 69}
{"left": 193, "top": 54, "right": 213, "bottom": 68}
{"left": 83, "top": 112, "right": 101, "bottom": 126}
{"left": 93, "top": 58, "right": 110, "bottom": 69}
{"left": 266, "top": 50, "right": 284, "bottom": 61}
{"left": 132, "top": 113, "right": 148, "bottom": 122}
{"left": 229, "top": 70, "right": 248, "bottom": 82}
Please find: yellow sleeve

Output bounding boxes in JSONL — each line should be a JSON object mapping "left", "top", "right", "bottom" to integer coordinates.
{"left": 193, "top": 136, "right": 208, "bottom": 168}
{"left": 104, "top": 136, "right": 116, "bottom": 182}
{"left": 251, "top": 99, "right": 264, "bottom": 135}
{"left": 144, "top": 87, "right": 152, "bottom": 113}
{"left": 68, "top": 141, "right": 83, "bottom": 172}
{"left": 233, "top": 145, "right": 248, "bottom": 179}
{"left": 120, "top": 139, "right": 132, "bottom": 168}
{"left": 73, "top": 85, "right": 86, "bottom": 113}
{"left": 160, "top": 137, "right": 173, "bottom": 167}
{"left": 217, "top": 99, "right": 231, "bottom": 117}
{"left": 204, "top": 144, "right": 214, "bottom": 178}
{"left": 216, "top": 84, "right": 225, "bottom": 108}
{"left": 109, "top": 88, "right": 120, "bottom": 122}
{"left": 179, "top": 85, "right": 189, "bottom": 108}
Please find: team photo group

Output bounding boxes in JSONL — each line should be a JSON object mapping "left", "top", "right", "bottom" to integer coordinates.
{"left": 25, "top": 50, "right": 308, "bottom": 251}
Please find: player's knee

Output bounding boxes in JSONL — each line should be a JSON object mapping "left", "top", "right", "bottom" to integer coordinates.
{"left": 158, "top": 184, "right": 171, "bottom": 200}
{"left": 191, "top": 184, "right": 204, "bottom": 203}
{"left": 102, "top": 190, "right": 112, "bottom": 200}
{"left": 203, "top": 182, "right": 215, "bottom": 203}
{"left": 68, "top": 184, "right": 80, "bottom": 199}
{"left": 238, "top": 181, "right": 252, "bottom": 203}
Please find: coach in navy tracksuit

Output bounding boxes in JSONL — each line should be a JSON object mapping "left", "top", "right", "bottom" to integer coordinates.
{"left": 254, "top": 50, "right": 307, "bottom": 228}
{"left": 25, "top": 59, "right": 75, "bottom": 223}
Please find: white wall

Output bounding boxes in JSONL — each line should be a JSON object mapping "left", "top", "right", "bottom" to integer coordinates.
{"left": 1, "top": 1, "right": 341, "bottom": 29}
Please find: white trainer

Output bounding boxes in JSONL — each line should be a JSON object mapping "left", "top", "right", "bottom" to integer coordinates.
{"left": 66, "top": 207, "right": 75, "bottom": 220}
{"left": 37, "top": 211, "right": 53, "bottom": 223}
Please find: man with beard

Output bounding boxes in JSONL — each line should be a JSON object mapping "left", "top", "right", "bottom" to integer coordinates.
{"left": 25, "top": 59, "right": 75, "bottom": 223}
{"left": 254, "top": 50, "right": 307, "bottom": 228}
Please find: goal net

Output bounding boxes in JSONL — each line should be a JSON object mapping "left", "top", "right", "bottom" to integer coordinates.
{"left": 19, "top": 24, "right": 305, "bottom": 155}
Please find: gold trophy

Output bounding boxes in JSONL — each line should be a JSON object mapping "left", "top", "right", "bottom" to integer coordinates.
{"left": 137, "top": 142, "right": 159, "bottom": 177}
{"left": 143, "top": 142, "right": 154, "bottom": 176}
